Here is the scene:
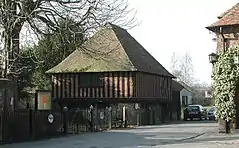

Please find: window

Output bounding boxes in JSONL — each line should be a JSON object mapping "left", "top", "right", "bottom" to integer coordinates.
{"left": 187, "top": 105, "right": 200, "bottom": 111}
{"left": 182, "top": 96, "right": 188, "bottom": 106}
{"left": 79, "top": 73, "right": 103, "bottom": 87}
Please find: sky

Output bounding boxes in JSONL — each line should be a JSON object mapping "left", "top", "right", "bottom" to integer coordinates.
{"left": 127, "top": 0, "right": 239, "bottom": 85}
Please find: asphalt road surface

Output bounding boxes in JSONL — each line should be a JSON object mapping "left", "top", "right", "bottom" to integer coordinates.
{"left": 2, "top": 120, "right": 236, "bottom": 148}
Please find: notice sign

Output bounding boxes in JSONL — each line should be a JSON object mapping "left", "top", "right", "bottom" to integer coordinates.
{"left": 37, "top": 91, "right": 51, "bottom": 110}
{"left": 48, "top": 114, "right": 54, "bottom": 123}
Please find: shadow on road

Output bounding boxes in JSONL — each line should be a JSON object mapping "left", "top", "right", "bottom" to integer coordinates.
{"left": 184, "top": 134, "right": 239, "bottom": 144}
{"left": 183, "top": 120, "right": 217, "bottom": 124}
{"left": 0, "top": 121, "right": 218, "bottom": 148}
{"left": 136, "top": 120, "right": 217, "bottom": 130}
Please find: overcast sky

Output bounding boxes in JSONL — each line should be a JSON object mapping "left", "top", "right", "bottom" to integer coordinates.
{"left": 128, "top": 0, "right": 238, "bottom": 84}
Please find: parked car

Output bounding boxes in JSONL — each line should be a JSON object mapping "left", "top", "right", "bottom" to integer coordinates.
{"left": 183, "top": 105, "right": 207, "bottom": 121}
{"left": 207, "top": 106, "right": 216, "bottom": 120}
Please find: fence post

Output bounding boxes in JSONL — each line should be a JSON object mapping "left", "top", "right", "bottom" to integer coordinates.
{"left": 29, "top": 109, "right": 34, "bottom": 140}
{"left": 161, "top": 105, "right": 165, "bottom": 123}
{"left": 76, "top": 123, "right": 79, "bottom": 134}
{"left": 2, "top": 88, "right": 8, "bottom": 142}
{"left": 94, "top": 104, "right": 99, "bottom": 131}
{"left": 169, "top": 104, "right": 173, "bottom": 121}
{"left": 63, "top": 107, "right": 68, "bottom": 135}
{"left": 107, "top": 107, "right": 112, "bottom": 129}
{"left": 135, "top": 103, "right": 140, "bottom": 126}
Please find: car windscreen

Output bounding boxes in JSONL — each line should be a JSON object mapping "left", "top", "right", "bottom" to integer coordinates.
{"left": 187, "top": 106, "right": 200, "bottom": 111}
{"left": 209, "top": 107, "right": 215, "bottom": 112}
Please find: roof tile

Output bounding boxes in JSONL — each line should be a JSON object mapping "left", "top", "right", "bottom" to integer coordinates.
{"left": 206, "top": 3, "right": 239, "bottom": 30}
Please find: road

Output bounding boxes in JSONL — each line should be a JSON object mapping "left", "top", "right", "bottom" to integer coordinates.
{"left": 1, "top": 120, "right": 239, "bottom": 148}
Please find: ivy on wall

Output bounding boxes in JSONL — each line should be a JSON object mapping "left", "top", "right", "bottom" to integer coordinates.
{"left": 212, "top": 46, "right": 239, "bottom": 122}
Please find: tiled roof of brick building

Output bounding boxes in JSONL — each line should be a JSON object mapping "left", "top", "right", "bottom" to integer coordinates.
{"left": 206, "top": 3, "right": 239, "bottom": 31}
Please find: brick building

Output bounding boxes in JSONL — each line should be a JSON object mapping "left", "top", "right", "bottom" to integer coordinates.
{"left": 206, "top": 3, "right": 239, "bottom": 129}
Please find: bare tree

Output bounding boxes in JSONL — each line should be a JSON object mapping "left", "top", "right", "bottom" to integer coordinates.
{"left": 170, "top": 52, "right": 177, "bottom": 71}
{"left": 179, "top": 52, "right": 194, "bottom": 84}
{"left": 0, "top": 0, "right": 137, "bottom": 78}
{"left": 170, "top": 52, "right": 195, "bottom": 86}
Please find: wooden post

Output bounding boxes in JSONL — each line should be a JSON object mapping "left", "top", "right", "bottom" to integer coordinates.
{"left": 76, "top": 124, "right": 79, "bottom": 134}
{"left": 161, "top": 105, "right": 165, "bottom": 123}
{"left": 108, "top": 107, "right": 112, "bottom": 129}
{"left": 169, "top": 103, "right": 173, "bottom": 121}
{"left": 123, "top": 106, "right": 126, "bottom": 122}
{"left": 123, "top": 106, "right": 128, "bottom": 127}
{"left": 63, "top": 107, "right": 68, "bottom": 135}
{"left": 2, "top": 87, "right": 8, "bottom": 142}
{"left": 29, "top": 109, "right": 34, "bottom": 140}
{"left": 94, "top": 103, "right": 99, "bottom": 131}
{"left": 152, "top": 109, "right": 155, "bottom": 125}
{"left": 90, "top": 108, "right": 93, "bottom": 131}
{"left": 137, "top": 109, "right": 140, "bottom": 126}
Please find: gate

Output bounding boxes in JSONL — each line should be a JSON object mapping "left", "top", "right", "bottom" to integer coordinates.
{"left": 67, "top": 107, "right": 110, "bottom": 132}
{"left": 67, "top": 108, "right": 91, "bottom": 133}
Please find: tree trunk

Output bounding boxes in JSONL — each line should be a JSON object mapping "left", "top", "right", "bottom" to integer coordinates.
{"left": 2, "top": 25, "right": 21, "bottom": 109}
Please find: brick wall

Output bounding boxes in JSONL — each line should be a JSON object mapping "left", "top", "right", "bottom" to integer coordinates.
{"left": 216, "top": 25, "right": 239, "bottom": 52}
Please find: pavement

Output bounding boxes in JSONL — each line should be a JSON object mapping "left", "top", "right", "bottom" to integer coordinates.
{"left": 1, "top": 120, "right": 239, "bottom": 148}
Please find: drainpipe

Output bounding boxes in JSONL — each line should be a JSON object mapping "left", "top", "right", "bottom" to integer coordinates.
{"left": 219, "top": 27, "right": 226, "bottom": 53}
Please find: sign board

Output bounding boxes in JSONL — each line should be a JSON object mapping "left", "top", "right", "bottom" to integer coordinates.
{"left": 100, "top": 112, "right": 104, "bottom": 119}
{"left": 36, "top": 91, "right": 52, "bottom": 110}
{"left": 48, "top": 114, "right": 54, "bottom": 123}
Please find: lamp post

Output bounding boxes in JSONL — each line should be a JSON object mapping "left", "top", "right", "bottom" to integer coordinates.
{"left": 234, "top": 54, "right": 239, "bottom": 65}
{"left": 209, "top": 52, "right": 218, "bottom": 64}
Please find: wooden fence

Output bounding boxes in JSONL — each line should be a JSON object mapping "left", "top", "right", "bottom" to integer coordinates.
{"left": 0, "top": 109, "right": 64, "bottom": 142}
{"left": 0, "top": 107, "right": 113, "bottom": 143}
{"left": 0, "top": 108, "right": 94, "bottom": 142}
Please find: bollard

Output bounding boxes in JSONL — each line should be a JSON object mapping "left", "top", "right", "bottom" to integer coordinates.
{"left": 63, "top": 106, "right": 68, "bottom": 135}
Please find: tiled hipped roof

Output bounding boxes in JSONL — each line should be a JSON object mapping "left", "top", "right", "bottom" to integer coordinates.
{"left": 206, "top": 3, "right": 239, "bottom": 31}
{"left": 47, "top": 23, "right": 174, "bottom": 78}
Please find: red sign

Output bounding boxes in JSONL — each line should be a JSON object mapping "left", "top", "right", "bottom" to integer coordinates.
{"left": 42, "top": 96, "right": 47, "bottom": 104}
